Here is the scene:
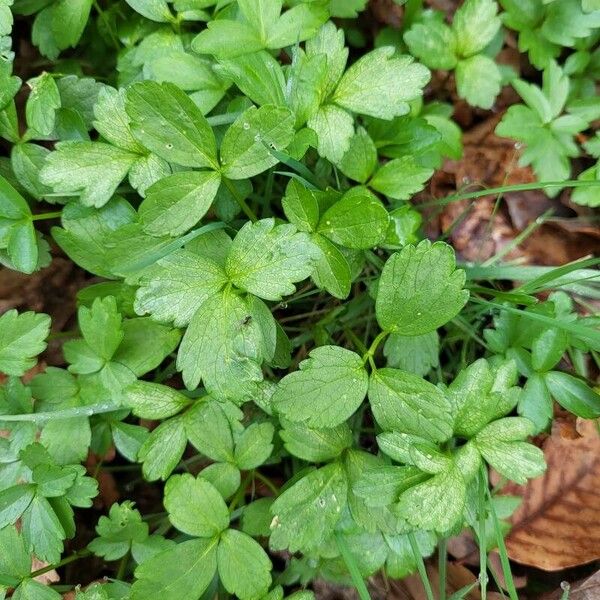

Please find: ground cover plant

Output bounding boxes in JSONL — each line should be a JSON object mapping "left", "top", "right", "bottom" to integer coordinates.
{"left": 0, "top": 0, "right": 599, "bottom": 598}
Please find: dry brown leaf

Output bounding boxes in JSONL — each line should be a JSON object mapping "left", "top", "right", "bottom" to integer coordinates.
{"left": 501, "top": 419, "right": 600, "bottom": 571}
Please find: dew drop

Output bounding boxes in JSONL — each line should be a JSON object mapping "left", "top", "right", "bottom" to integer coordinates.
{"left": 243, "top": 122, "right": 250, "bottom": 130}
{"left": 317, "top": 497, "right": 326, "bottom": 508}
{"left": 165, "top": 143, "right": 173, "bottom": 150}
{"left": 254, "top": 133, "right": 262, "bottom": 142}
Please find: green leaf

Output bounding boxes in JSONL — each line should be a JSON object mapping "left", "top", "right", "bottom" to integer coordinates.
{"left": 139, "top": 171, "right": 221, "bottom": 237}
{"left": 7, "top": 220, "right": 40, "bottom": 275}
{"left": 531, "top": 328, "right": 568, "bottom": 372}
{"left": 404, "top": 21, "right": 457, "bottom": 70}
{"left": 369, "top": 156, "right": 433, "bottom": 200}
{"left": 217, "top": 51, "right": 285, "bottom": 107}
{"left": 265, "top": 3, "right": 328, "bottom": 49}
{"left": 395, "top": 466, "right": 465, "bottom": 533}
{"left": 25, "top": 72, "right": 61, "bottom": 135}
{"left": 185, "top": 399, "right": 235, "bottom": 462}
{"left": 0, "top": 484, "right": 35, "bottom": 528}
{"left": 93, "top": 87, "right": 145, "bottom": 153}
{"left": 280, "top": 419, "right": 353, "bottom": 462}
{"left": 383, "top": 331, "right": 439, "bottom": 377}
{"left": 317, "top": 187, "right": 388, "bottom": 250}
{"left": 125, "top": 381, "right": 190, "bottom": 419}
{"left": 273, "top": 345, "right": 368, "bottom": 428}
{"left": 452, "top": 0, "right": 501, "bottom": 57}
{"left": 191, "top": 20, "right": 263, "bottom": 59}
{"left": 0, "top": 309, "right": 50, "bottom": 376}
{"left": 131, "top": 538, "right": 218, "bottom": 600}
{"left": 138, "top": 417, "right": 187, "bottom": 481}
{"left": 176, "top": 289, "right": 265, "bottom": 396}
{"left": 376, "top": 240, "right": 468, "bottom": 335}
{"left": 305, "top": 22, "right": 348, "bottom": 99}
{"left": 199, "top": 463, "right": 240, "bottom": 500}
{"left": 311, "top": 233, "right": 352, "bottom": 300}
{"left": 14, "top": 579, "right": 62, "bottom": 600}
{"left": 281, "top": 179, "right": 319, "bottom": 233}
{"left": 353, "top": 465, "right": 428, "bottom": 507}
{"left": 226, "top": 218, "right": 318, "bottom": 301}
{"left": 270, "top": 463, "right": 347, "bottom": 553}
{"left": 217, "top": 529, "right": 272, "bottom": 600}
{"left": 88, "top": 501, "right": 148, "bottom": 561}
{"left": 50, "top": 0, "right": 92, "bottom": 52}
{"left": 125, "top": 0, "right": 171, "bottom": 22}
{"left": 369, "top": 368, "right": 453, "bottom": 442}
{"left": 77, "top": 296, "right": 123, "bottom": 361}
{"left": 333, "top": 47, "right": 430, "bottom": 119}
{"left": 0, "top": 525, "right": 31, "bottom": 583}
{"left": 220, "top": 105, "right": 295, "bottom": 179}
{"left": 475, "top": 433, "right": 545, "bottom": 485}
{"left": 234, "top": 422, "right": 274, "bottom": 469}
{"left": 0, "top": 173, "right": 31, "bottom": 220}
{"left": 22, "top": 494, "right": 65, "bottom": 563}
{"left": 135, "top": 249, "right": 227, "bottom": 327}
{"left": 40, "top": 141, "right": 138, "bottom": 208}
{"left": 11, "top": 143, "right": 52, "bottom": 199}
{"left": 544, "top": 371, "right": 600, "bottom": 419}
{"left": 164, "top": 473, "right": 229, "bottom": 537}
{"left": 307, "top": 103, "right": 354, "bottom": 164}
{"left": 125, "top": 81, "right": 218, "bottom": 169}
{"left": 519, "top": 373, "right": 553, "bottom": 433}
{"left": 241, "top": 498, "right": 274, "bottom": 537}
{"left": 455, "top": 54, "right": 501, "bottom": 109}
{"left": 337, "top": 128, "right": 377, "bottom": 183}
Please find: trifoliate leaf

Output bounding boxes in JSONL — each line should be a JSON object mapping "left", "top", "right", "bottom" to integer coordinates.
{"left": 139, "top": 171, "right": 221, "bottom": 237}
{"left": 234, "top": 422, "right": 274, "bottom": 470}
{"left": 131, "top": 538, "right": 218, "bottom": 600}
{"left": 270, "top": 463, "right": 347, "bottom": 553}
{"left": 134, "top": 249, "right": 227, "bottom": 327}
{"left": 280, "top": 419, "right": 352, "bottom": 462}
{"left": 368, "top": 368, "right": 453, "bottom": 442}
{"left": 226, "top": 218, "right": 318, "bottom": 301}
{"left": 0, "top": 310, "right": 50, "bottom": 376}
{"left": 220, "top": 105, "right": 295, "bottom": 179}
{"left": 88, "top": 501, "right": 148, "bottom": 561}
{"left": 125, "top": 381, "right": 191, "bottom": 419}
{"left": 273, "top": 345, "right": 368, "bottom": 428}
{"left": 333, "top": 47, "right": 430, "bottom": 120}
{"left": 25, "top": 72, "right": 61, "bottom": 135}
{"left": 125, "top": 81, "right": 218, "bottom": 169}
{"left": 369, "top": 156, "right": 433, "bottom": 200}
{"left": 217, "top": 529, "right": 272, "bottom": 600}
{"left": 317, "top": 187, "right": 388, "bottom": 250}
{"left": 376, "top": 240, "right": 468, "bottom": 335}
{"left": 40, "top": 141, "right": 138, "bottom": 208}
{"left": 164, "top": 474, "right": 229, "bottom": 537}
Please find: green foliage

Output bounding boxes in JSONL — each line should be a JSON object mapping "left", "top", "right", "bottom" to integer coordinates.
{"left": 0, "top": 0, "right": 598, "bottom": 597}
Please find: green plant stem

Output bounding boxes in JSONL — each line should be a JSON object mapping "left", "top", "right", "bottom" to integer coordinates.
{"left": 345, "top": 327, "right": 368, "bottom": 355}
{"left": 334, "top": 532, "right": 371, "bottom": 600}
{"left": 362, "top": 330, "right": 388, "bottom": 369}
{"left": 418, "top": 179, "right": 600, "bottom": 208}
{"left": 408, "top": 532, "right": 434, "bottom": 600}
{"left": 30, "top": 549, "right": 92, "bottom": 578}
{"left": 116, "top": 550, "right": 130, "bottom": 580}
{"left": 222, "top": 177, "right": 258, "bottom": 222}
{"left": 438, "top": 537, "right": 447, "bottom": 600}
{"left": 254, "top": 470, "right": 279, "bottom": 496}
{"left": 477, "top": 472, "right": 488, "bottom": 600}
{"left": 485, "top": 481, "right": 519, "bottom": 600}
{"left": 229, "top": 472, "right": 254, "bottom": 513}
{"left": 31, "top": 211, "right": 62, "bottom": 221}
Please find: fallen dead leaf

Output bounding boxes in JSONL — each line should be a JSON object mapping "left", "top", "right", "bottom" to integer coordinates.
{"left": 501, "top": 419, "right": 600, "bottom": 571}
